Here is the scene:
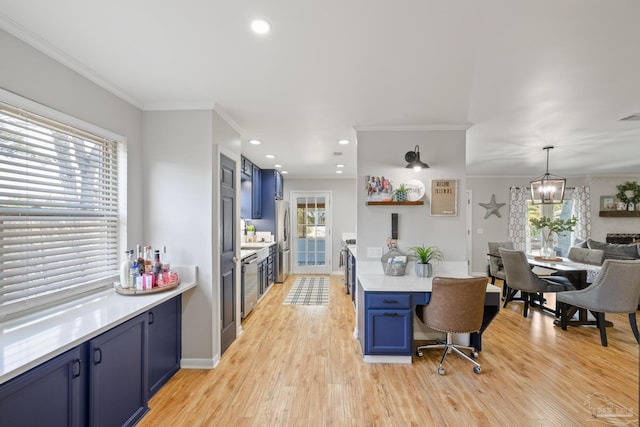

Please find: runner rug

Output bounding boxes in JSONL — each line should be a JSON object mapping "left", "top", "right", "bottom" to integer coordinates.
{"left": 283, "top": 276, "right": 329, "bottom": 305}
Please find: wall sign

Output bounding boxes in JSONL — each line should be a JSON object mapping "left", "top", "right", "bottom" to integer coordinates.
{"left": 430, "top": 179, "right": 457, "bottom": 216}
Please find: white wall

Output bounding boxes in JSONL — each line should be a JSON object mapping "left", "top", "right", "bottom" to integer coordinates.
{"left": 0, "top": 28, "right": 144, "bottom": 247}
{"left": 356, "top": 129, "right": 468, "bottom": 269}
{"left": 284, "top": 178, "right": 358, "bottom": 273}
{"left": 142, "top": 109, "right": 240, "bottom": 367}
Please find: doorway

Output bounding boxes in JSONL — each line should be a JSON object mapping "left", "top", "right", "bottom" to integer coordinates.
{"left": 291, "top": 192, "right": 331, "bottom": 275}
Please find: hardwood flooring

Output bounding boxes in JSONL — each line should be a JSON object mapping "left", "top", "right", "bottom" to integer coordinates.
{"left": 139, "top": 275, "right": 639, "bottom": 426}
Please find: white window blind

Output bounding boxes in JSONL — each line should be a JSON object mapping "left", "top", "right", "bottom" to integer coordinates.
{"left": 0, "top": 101, "right": 120, "bottom": 319}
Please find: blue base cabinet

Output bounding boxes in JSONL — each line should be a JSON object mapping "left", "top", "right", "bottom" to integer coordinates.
{"left": 89, "top": 313, "right": 149, "bottom": 427}
{"left": 148, "top": 296, "right": 182, "bottom": 397}
{"left": 364, "top": 293, "right": 413, "bottom": 355}
{"left": 0, "top": 345, "right": 86, "bottom": 427}
{"left": 0, "top": 295, "right": 182, "bottom": 427}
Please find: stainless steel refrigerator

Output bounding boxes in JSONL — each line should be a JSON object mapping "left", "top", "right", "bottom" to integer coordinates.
{"left": 275, "top": 200, "right": 290, "bottom": 282}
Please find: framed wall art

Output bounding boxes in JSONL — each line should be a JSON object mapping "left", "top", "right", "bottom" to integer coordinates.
{"left": 430, "top": 179, "right": 457, "bottom": 216}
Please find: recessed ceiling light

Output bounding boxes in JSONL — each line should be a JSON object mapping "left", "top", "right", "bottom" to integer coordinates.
{"left": 248, "top": 139, "right": 261, "bottom": 145}
{"left": 336, "top": 164, "right": 344, "bottom": 168}
{"left": 274, "top": 164, "right": 282, "bottom": 168}
{"left": 250, "top": 19, "right": 270, "bottom": 35}
{"left": 336, "top": 170, "right": 343, "bottom": 174}
{"left": 265, "top": 154, "right": 275, "bottom": 159}
{"left": 281, "top": 171, "right": 288, "bottom": 174}
{"left": 338, "top": 139, "right": 350, "bottom": 145}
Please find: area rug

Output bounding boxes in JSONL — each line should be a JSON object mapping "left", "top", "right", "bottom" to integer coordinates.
{"left": 283, "top": 276, "right": 329, "bottom": 305}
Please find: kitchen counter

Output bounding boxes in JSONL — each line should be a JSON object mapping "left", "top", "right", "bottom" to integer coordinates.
{"left": 0, "top": 265, "right": 197, "bottom": 385}
{"left": 241, "top": 241, "right": 276, "bottom": 259}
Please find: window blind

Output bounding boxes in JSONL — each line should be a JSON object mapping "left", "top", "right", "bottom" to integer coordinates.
{"left": 0, "top": 101, "right": 120, "bottom": 318}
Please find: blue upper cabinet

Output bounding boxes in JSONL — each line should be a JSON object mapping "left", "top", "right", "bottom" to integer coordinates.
{"left": 240, "top": 156, "right": 262, "bottom": 219}
{"left": 252, "top": 164, "right": 262, "bottom": 218}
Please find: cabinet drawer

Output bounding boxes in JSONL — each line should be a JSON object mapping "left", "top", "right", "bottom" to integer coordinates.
{"left": 366, "top": 293, "right": 411, "bottom": 309}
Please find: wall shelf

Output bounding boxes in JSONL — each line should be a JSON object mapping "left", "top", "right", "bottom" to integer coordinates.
{"left": 599, "top": 210, "right": 640, "bottom": 217}
{"left": 366, "top": 201, "right": 424, "bottom": 206}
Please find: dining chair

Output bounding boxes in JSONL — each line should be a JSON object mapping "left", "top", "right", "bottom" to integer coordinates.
{"left": 499, "top": 248, "right": 575, "bottom": 317}
{"left": 415, "top": 276, "right": 487, "bottom": 375}
{"left": 487, "top": 241, "right": 514, "bottom": 299}
{"left": 556, "top": 259, "right": 640, "bottom": 346}
{"left": 567, "top": 247, "right": 604, "bottom": 265}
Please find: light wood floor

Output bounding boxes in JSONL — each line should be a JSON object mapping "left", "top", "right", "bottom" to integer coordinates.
{"left": 139, "top": 275, "right": 639, "bottom": 426}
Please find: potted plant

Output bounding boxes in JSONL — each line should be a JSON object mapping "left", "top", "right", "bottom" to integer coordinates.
{"left": 392, "top": 183, "right": 409, "bottom": 202}
{"left": 408, "top": 244, "right": 444, "bottom": 277}
{"left": 529, "top": 216, "right": 577, "bottom": 258}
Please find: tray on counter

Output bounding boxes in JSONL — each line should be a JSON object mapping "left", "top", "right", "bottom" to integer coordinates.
{"left": 115, "top": 281, "right": 180, "bottom": 296}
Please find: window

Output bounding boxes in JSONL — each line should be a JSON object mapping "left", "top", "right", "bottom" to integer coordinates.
{"left": 0, "top": 100, "right": 122, "bottom": 319}
{"left": 528, "top": 199, "right": 574, "bottom": 256}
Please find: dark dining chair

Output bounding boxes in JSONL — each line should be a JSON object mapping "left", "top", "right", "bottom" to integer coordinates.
{"left": 415, "top": 276, "right": 488, "bottom": 375}
{"left": 499, "top": 248, "right": 575, "bottom": 317}
{"left": 557, "top": 259, "right": 640, "bottom": 346}
{"left": 487, "top": 241, "right": 514, "bottom": 299}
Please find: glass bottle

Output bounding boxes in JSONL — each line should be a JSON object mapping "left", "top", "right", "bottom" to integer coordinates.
{"left": 144, "top": 245, "right": 152, "bottom": 274}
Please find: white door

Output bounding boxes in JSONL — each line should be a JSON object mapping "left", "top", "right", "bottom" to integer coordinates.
{"left": 292, "top": 192, "right": 331, "bottom": 275}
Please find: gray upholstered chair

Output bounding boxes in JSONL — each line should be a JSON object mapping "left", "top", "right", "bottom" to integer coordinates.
{"left": 487, "top": 241, "right": 514, "bottom": 298}
{"left": 567, "top": 247, "right": 604, "bottom": 265}
{"left": 415, "top": 276, "right": 487, "bottom": 375}
{"left": 499, "top": 248, "right": 575, "bottom": 317}
{"left": 557, "top": 259, "right": 640, "bottom": 346}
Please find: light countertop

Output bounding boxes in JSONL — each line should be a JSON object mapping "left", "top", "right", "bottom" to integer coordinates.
{"left": 0, "top": 265, "right": 197, "bottom": 385}
{"left": 240, "top": 242, "right": 276, "bottom": 260}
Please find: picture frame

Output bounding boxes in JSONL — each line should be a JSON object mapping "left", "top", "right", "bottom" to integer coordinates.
{"left": 430, "top": 179, "right": 457, "bottom": 216}
{"left": 600, "top": 196, "right": 616, "bottom": 211}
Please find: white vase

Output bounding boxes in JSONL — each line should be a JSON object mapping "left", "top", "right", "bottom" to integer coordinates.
{"left": 415, "top": 263, "right": 433, "bottom": 278}
{"left": 540, "top": 227, "right": 557, "bottom": 258}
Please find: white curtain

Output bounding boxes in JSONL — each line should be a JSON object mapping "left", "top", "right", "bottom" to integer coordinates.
{"left": 508, "top": 187, "right": 531, "bottom": 252}
{"left": 571, "top": 186, "right": 591, "bottom": 243}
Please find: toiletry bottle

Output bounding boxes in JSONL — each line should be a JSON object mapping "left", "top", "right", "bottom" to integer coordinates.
{"left": 120, "top": 250, "right": 132, "bottom": 288}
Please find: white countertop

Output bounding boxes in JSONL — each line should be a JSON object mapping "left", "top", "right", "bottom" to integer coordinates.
{"left": 357, "top": 262, "right": 500, "bottom": 293}
{"left": 0, "top": 265, "right": 197, "bottom": 385}
{"left": 240, "top": 242, "right": 276, "bottom": 260}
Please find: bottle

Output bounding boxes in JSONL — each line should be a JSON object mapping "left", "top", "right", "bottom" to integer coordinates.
{"left": 120, "top": 250, "right": 132, "bottom": 288}
{"left": 136, "top": 244, "right": 145, "bottom": 275}
{"left": 144, "top": 245, "right": 152, "bottom": 274}
{"left": 161, "top": 246, "right": 170, "bottom": 272}
{"left": 129, "top": 261, "right": 139, "bottom": 289}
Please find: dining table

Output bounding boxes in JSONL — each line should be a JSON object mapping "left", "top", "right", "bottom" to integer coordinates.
{"left": 526, "top": 255, "right": 608, "bottom": 327}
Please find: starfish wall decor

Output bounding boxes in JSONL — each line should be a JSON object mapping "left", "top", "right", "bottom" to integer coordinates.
{"left": 479, "top": 194, "right": 506, "bottom": 219}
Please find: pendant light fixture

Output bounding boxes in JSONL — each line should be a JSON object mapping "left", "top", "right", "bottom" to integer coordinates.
{"left": 404, "top": 145, "right": 430, "bottom": 171}
{"left": 530, "top": 146, "right": 565, "bottom": 204}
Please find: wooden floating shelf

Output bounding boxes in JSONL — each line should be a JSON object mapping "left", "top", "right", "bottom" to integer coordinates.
{"left": 366, "top": 201, "right": 424, "bottom": 206}
{"left": 599, "top": 210, "right": 640, "bottom": 217}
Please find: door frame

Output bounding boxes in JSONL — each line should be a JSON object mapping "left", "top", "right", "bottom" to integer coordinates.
{"left": 291, "top": 191, "right": 332, "bottom": 275}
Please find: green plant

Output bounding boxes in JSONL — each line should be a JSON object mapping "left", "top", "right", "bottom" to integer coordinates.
{"left": 246, "top": 225, "right": 255, "bottom": 232}
{"left": 392, "top": 183, "right": 408, "bottom": 202}
{"left": 408, "top": 244, "right": 444, "bottom": 264}
{"left": 529, "top": 216, "right": 577, "bottom": 234}
{"left": 616, "top": 181, "right": 640, "bottom": 205}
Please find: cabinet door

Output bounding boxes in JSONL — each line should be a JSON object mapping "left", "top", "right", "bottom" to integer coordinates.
{"left": 0, "top": 346, "right": 85, "bottom": 427}
{"left": 148, "top": 296, "right": 182, "bottom": 397}
{"left": 89, "top": 313, "right": 148, "bottom": 427}
{"left": 365, "top": 309, "right": 413, "bottom": 355}
{"left": 252, "top": 164, "right": 262, "bottom": 218}
{"left": 275, "top": 170, "right": 283, "bottom": 199}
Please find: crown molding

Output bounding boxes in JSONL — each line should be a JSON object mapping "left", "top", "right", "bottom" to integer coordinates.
{"left": 0, "top": 14, "right": 142, "bottom": 109}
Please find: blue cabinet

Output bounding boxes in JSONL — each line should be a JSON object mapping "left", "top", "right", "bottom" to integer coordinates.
{"left": 240, "top": 156, "right": 262, "bottom": 219}
{"left": 0, "top": 345, "right": 86, "bottom": 427}
{"left": 0, "top": 296, "right": 182, "bottom": 427}
{"left": 363, "top": 293, "right": 413, "bottom": 355}
{"left": 89, "top": 313, "right": 148, "bottom": 427}
{"left": 148, "top": 296, "right": 182, "bottom": 397}
{"left": 251, "top": 164, "right": 262, "bottom": 218}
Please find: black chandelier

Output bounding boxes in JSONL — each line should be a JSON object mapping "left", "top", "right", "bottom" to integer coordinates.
{"left": 530, "top": 146, "right": 566, "bottom": 204}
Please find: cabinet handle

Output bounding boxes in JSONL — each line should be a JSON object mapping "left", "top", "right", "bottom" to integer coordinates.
{"left": 384, "top": 312, "right": 399, "bottom": 316}
{"left": 382, "top": 299, "right": 398, "bottom": 304}
{"left": 72, "top": 359, "right": 82, "bottom": 378}
{"left": 94, "top": 348, "right": 102, "bottom": 365}
{"left": 148, "top": 311, "right": 154, "bottom": 325}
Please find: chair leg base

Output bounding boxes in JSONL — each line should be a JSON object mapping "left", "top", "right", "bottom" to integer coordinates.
{"left": 416, "top": 333, "right": 481, "bottom": 374}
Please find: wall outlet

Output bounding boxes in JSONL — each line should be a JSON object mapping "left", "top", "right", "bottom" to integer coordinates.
{"left": 367, "top": 247, "right": 383, "bottom": 259}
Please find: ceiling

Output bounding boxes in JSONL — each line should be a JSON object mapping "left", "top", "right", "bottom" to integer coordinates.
{"left": 1, "top": 0, "right": 639, "bottom": 179}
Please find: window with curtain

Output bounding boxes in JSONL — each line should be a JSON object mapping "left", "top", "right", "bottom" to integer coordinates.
{"left": 0, "top": 101, "right": 121, "bottom": 319}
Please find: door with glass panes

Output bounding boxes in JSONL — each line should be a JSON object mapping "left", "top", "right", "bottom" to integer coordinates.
{"left": 292, "top": 192, "right": 331, "bottom": 275}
